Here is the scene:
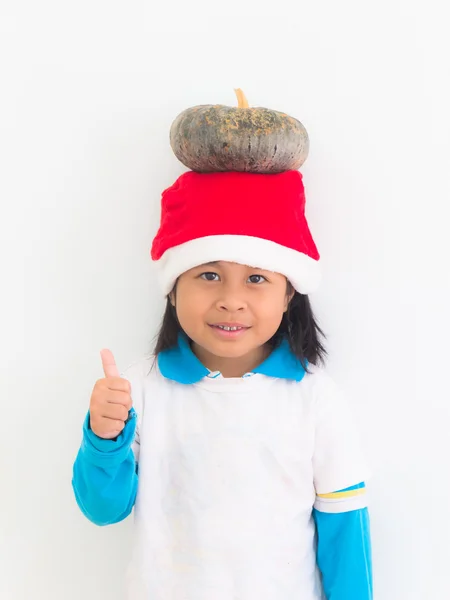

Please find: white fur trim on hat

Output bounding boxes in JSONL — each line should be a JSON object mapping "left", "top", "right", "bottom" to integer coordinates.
{"left": 153, "top": 234, "right": 321, "bottom": 295}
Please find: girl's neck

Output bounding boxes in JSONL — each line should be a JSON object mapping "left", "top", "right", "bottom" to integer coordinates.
{"left": 191, "top": 341, "right": 271, "bottom": 378}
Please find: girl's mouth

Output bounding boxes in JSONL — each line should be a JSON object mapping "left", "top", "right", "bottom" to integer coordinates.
{"left": 208, "top": 324, "right": 250, "bottom": 338}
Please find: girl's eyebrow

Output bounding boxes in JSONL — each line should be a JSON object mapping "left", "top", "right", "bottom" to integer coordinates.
{"left": 190, "top": 261, "right": 219, "bottom": 271}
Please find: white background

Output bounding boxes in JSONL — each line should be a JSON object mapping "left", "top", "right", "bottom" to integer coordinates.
{"left": 1, "top": 1, "right": 449, "bottom": 598}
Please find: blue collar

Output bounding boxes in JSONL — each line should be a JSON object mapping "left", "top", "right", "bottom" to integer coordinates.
{"left": 157, "top": 332, "right": 307, "bottom": 384}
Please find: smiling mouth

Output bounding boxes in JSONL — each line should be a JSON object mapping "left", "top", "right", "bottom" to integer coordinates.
{"left": 209, "top": 323, "right": 251, "bottom": 331}
{"left": 208, "top": 323, "right": 251, "bottom": 337}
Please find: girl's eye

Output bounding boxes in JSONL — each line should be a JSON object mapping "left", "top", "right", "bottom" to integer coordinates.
{"left": 200, "top": 272, "right": 219, "bottom": 281}
{"left": 248, "top": 274, "right": 267, "bottom": 284}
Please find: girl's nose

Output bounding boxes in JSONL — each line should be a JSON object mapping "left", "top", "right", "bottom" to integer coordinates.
{"left": 215, "top": 290, "right": 248, "bottom": 313}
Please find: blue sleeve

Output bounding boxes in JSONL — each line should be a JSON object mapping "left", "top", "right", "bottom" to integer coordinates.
{"left": 313, "top": 485, "right": 373, "bottom": 600}
{"left": 71, "top": 407, "right": 138, "bottom": 526}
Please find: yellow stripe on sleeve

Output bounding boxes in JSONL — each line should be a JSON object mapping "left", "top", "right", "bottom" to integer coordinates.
{"left": 317, "top": 488, "right": 366, "bottom": 500}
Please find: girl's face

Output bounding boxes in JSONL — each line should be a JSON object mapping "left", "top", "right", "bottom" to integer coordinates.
{"left": 170, "top": 261, "right": 294, "bottom": 373}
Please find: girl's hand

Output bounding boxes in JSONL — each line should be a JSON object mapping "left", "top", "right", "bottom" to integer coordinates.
{"left": 88, "top": 349, "right": 133, "bottom": 439}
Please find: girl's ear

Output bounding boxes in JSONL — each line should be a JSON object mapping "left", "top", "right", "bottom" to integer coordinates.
{"left": 169, "top": 279, "right": 179, "bottom": 307}
{"left": 284, "top": 281, "right": 295, "bottom": 312}
{"left": 284, "top": 296, "right": 292, "bottom": 312}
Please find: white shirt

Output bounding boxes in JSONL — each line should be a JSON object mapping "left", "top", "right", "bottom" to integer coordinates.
{"left": 120, "top": 349, "right": 369, "bottom": 600}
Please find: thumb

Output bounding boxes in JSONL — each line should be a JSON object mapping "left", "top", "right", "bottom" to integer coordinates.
{"left": 100, "top": 348, "right": 120, "bottom": 378}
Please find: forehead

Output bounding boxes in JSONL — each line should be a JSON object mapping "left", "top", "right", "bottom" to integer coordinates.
{"left": 197, "top": 260, "right": 262, "bottom": 269}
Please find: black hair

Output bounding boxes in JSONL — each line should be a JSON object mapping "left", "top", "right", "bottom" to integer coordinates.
{"left": 152, "top": 280, "right": 327, "bottom": 371}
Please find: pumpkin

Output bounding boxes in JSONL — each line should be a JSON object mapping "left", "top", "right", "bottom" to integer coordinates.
{"left": 169, "top": 89, "right": 309, "bottom": 174}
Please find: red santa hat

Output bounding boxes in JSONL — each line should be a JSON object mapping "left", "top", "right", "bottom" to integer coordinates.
{"left": 150, "top": 169, "right": 321, "bottom": 295}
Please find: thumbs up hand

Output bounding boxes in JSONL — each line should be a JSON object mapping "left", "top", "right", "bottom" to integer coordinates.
{"left": 88, "top": 349, "right": 133, "bottom": 439}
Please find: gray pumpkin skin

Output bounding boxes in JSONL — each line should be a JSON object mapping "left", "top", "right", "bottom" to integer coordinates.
{"left": 169, "top": 104, "right": 309, "bottom": 173}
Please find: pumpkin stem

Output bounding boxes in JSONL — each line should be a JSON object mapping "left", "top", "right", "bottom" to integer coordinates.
{"left": 234, "top": 88, "right": 249, "bottom": 108}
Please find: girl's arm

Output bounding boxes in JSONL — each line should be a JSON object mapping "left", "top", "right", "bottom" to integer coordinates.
{"left": 71, "top": 408, "right": 139, "bottom": 526}
{"left": 313, "top": 483, "right": 373, "bottom": 600}
{"left": 312, "top": 372, "right": 373, "bottom": 599}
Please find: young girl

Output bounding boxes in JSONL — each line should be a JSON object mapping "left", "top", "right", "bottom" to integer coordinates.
{"left": 72, "top": 169, "right": 373, "bottom": 600}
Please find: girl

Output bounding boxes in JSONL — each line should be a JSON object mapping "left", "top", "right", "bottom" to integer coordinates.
{"left": 72, "top": 169, "right": 373, "bottom": 600}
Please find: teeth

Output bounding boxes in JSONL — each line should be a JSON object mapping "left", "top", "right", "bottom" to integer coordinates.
{"left": 217, "top": 325, "right": 241, "bottom": 331}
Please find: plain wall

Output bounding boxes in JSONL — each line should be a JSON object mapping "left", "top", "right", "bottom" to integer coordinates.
{"left": 1, "top": 1, "right": 449, "bottom": 598}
